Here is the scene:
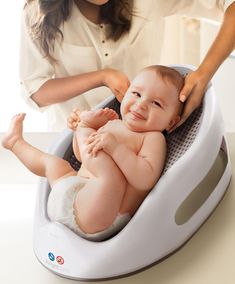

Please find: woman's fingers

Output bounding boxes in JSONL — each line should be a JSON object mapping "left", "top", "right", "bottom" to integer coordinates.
{"left": 113, "top": 81, "right": 129, "bottom": 102}
{"left": 170, "top": 70, "right": 208, "bottom": 132}
{"left": 169, "top": 88, "right": 205, "bottom": 132}
{"left": 103, "top": 68, "right": 130, "bottom": 102}
{"left": 179, "top": 82, "right": 194, "bottom": 103}
{"left": 114, "top": 90, "right": 125, "bottom": 102}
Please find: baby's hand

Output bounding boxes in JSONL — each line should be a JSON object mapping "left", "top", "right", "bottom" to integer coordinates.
{"left": 86, "top": 131, "right": 118, "bottom": 156}
{"left": 67, "top": 108, "right": 80, "bottom": 131}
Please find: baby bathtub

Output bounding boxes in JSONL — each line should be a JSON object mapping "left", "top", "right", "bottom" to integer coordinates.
{"left": 33, "top": 65, "right": 232, "bottom": 280}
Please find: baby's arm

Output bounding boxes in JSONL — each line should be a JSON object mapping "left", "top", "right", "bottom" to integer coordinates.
{"left": 88, "top": 131, "right": 166, "bottom": 191}
{"left": 111, "top": 132, "right": 166, "bottom": 190}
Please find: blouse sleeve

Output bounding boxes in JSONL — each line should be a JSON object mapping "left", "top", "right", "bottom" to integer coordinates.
{"left": 159, "top": 0, "right": 235, "bottom": 20}
{"left": 19, "top": 8, "right": 54, "bottom": 112}
{"left": 223, "top": 0, "right": 235, "bottom": 10}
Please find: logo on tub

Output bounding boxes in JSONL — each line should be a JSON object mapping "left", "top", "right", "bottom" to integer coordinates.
{"left": 48, "top": 252, "right": 64, "bottom": 265}
{"left": 48, "top": 252, "right": 55, "bottom": 262}
{"left": 56, "top": 256, "right": 64, "bottom": 265}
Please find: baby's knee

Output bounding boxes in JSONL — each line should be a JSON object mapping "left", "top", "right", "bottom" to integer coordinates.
{"left": 45, "top": 157, "right": 75, "bottom": 185}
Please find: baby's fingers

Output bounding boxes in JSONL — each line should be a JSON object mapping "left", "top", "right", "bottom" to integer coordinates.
{"left": 70, "top": 112, "right": 79, "bottom": 121}
{"left": 91, "top": 145, "right": 102, "bottom": 157}
{"left": 72, "top": 108, "right": 80, "bottom": 115}
{"left": 67, "top": 117, "right": 77, "bottom": 131}
{"left": 87, "top": 142, "right": 101, "bottom": 157}
{"left": 86, "top": 132, "right": 99, "bottom": 144}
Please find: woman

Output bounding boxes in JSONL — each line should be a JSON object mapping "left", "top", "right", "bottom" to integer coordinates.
{"left": 20, "top": 0, "right": 235, "bottom": 131}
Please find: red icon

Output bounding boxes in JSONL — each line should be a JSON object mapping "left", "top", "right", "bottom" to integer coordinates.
{"left": 56, "top": 256, "right": 64, "bottom": 265}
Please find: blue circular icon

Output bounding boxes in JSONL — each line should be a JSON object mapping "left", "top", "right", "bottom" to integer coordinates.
{"left": 48, "top": 252, "right": 55, "bottom": 261}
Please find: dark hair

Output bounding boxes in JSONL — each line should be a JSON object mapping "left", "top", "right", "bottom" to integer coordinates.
{"left": 24, "top": 0, "right": 133, "bottom": 62}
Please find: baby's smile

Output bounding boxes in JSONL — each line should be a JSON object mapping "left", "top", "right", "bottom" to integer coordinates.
{"left": 129, "top": 110, "right": 146, "bottom": 120}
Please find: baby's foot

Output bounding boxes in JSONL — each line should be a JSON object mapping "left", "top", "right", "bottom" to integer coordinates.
{"left": 1, "top": 113, "right": 26, "bottom": 150}
{"left": 79, "top": 108, "right": 118, "bottom": 129}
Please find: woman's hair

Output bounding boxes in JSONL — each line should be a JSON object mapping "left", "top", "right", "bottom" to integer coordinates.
{"left": 24, "top": 0, "right": 133, "bottom": 62}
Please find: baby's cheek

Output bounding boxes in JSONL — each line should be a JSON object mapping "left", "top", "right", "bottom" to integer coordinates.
{"left": 156, "top": 115, "right": 170, "bottom": 129}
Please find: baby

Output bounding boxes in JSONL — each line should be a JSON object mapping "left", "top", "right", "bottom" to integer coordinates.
{"left": 2, "top": 65, "right": 183, "bottom": 241}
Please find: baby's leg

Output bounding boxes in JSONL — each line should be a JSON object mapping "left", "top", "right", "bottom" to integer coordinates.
{"left": 2, "top": 114, "right": 76, "bottom": 186}
{"left": 72, "top": 108, "right": 118, "bottom": 161}
{"left": 68, "top": 108, "right": 118, "bottom": 131}
{"left": 72, "top": 135, "right": 81, "bottom": 162}
{"left": 78, "top": 108, "right": 118, "bottom": 129}
{"left": 74, "top": 112, "right": 126, "bottom": 233}
{"left": 74, "top": 152, "right": 127, "bottom": 234}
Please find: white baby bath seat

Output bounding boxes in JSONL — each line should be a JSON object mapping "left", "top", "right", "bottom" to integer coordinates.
{"left": 33, "top": 65, "right": 232, "bottom": 280}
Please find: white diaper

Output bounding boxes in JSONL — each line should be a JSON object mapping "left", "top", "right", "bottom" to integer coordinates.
{"left": 47, "top": 175, "right": 131, "bottom": 241}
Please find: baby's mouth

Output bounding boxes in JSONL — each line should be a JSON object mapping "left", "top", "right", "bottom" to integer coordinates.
{"left": 130, "top": 110, "right": 145, "bottom": 120}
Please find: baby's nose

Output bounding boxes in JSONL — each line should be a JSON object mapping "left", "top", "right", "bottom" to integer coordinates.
{"left": 136, "top": 99, "right": 148, "bottom": 110}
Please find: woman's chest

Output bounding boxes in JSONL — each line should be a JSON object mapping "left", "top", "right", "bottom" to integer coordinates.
{"left": 54, "top": 5, "right": 163, "bottom": 79}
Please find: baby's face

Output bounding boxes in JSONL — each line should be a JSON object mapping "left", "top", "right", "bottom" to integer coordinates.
{"left": 120, "top": 69, "right": 181, "bottom": 132}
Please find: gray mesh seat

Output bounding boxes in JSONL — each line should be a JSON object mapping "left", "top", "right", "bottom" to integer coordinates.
{"left": 164, "top": 104, "right": 203, "bottom": 173}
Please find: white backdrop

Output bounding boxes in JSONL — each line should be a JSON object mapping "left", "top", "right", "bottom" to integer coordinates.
{"left": 0, "top": 1, "right": 47, "bottom": 132}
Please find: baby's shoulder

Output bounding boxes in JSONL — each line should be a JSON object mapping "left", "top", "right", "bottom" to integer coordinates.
{"left": 144, "top": 131, "right": 166, "bottom": 142}
{"left": 141, "top": 131, "right": 167, "bottom": 151}
{"left": 140, "top": 132, "right": 167, "bottom": 161}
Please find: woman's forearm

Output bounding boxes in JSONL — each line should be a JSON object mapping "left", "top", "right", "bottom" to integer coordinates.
{"left": 197, "top": 2, "right": 235, "bottom": 80}
{"left": 31, "top": 70, "right": 105, "bottom": 107}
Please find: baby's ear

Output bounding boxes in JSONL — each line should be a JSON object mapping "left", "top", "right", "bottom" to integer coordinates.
{"left": 166, "top": 115, "right": 181, "bottom": 132}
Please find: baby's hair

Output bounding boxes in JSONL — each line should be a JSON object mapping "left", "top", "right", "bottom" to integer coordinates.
{"left": 144, "top": 65, "right": 185, "bottom": 117}
{"left": 24, "top": 0, "right": 133, "bottom": 62}
{"left": 145, "top": 65, "right": 184, "bottom": 94}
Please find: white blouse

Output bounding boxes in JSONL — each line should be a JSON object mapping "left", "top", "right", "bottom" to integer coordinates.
{"left": 20, "top": 0, "right": 234, "bottom": 131}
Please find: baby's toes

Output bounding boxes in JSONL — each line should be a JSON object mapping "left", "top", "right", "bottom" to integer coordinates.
{"left": 110, "top": 110, "right": 119, "bottom": 119}
{"left": 106, "top": 109, "right": 118, "bottom": 120}
{"left": 97, "top": 108, "right": 106, "bottom": 116}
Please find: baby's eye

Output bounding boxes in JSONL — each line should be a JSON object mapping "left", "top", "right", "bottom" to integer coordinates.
{"left": 132, "top": 91, "right": 141, "bottom": 97}
{"left": 152, "top": 101, "right": 161, "bottom": 107}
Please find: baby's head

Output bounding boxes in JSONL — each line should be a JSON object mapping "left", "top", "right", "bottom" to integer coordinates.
{"left": 120, "top": 65, "right": 184, "bottom": 132}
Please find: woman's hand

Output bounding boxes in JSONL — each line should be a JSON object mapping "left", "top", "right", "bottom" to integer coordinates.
{"left": 101, "top": 68, "right": 130, "bottom": 102}
{"left": 170, "top": 2, "right": 235, "bottom": 132}
{"left": 169, "top": 69, "right": 209, "bottom": 132}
